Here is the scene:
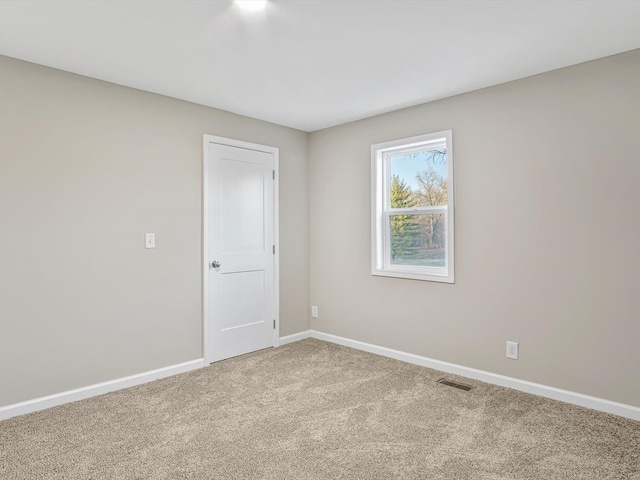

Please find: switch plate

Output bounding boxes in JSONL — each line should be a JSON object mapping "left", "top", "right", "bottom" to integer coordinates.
{"left": 145, "top": 233, "right": 156, "bottom": 249}
{"left": 311, "top": 306, "right": 318, "bottom": 318}
{"left": 506, "top": 341, "right": 519, "bottom": 360}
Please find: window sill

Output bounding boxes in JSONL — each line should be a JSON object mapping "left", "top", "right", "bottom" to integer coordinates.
{"left": 371, "top": 268, "right": 454, "bottom": 284}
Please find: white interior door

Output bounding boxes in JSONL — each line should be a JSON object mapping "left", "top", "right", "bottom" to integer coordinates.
{"left": 207, "top": 141, "right": 275, "bottom": 362}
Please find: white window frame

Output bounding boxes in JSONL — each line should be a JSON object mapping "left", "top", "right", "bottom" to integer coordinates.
{"left": 371, "top": 130, "right": 454, "bottom": 283}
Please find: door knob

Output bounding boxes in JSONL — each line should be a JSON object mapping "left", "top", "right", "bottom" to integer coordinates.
{"left": 211, "top": 260, "right": 221, "bottom": 268}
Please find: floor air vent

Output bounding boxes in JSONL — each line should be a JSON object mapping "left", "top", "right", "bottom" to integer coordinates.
{"left": 437, "top": 378, "right": 474, "bottom": 391}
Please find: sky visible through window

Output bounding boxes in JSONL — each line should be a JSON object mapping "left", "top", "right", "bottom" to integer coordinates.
{"left": 390, "top": 149, "right": 447, "bottom": 191}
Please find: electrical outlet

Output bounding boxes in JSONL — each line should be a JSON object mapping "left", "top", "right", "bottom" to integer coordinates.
{"left": 506, "top": 341, "right": 519, "bottom": 360}
{"left": 311, "top": 306, "right": 318, "bottom": 318}
{"left": 145, "top": 233, "right": 156, "bottom": 249}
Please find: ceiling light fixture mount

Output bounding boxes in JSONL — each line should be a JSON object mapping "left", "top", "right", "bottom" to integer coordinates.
{"left": 235, "top": 0, "right": 268, "bottom": 12}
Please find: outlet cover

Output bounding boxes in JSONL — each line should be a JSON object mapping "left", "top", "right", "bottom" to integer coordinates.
{"left": 145, "top": 233, "right": 156, "bottom": 249}
{"left": 311, "top": 306, "right": 318, "bottom": 318}
{"left": 506, "top": 341, "right": 519, "bottom": 360}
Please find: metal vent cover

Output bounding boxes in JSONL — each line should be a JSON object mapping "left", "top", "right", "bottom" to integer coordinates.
{"left": 437, "top": 377, "right": 474, "bottom": 391}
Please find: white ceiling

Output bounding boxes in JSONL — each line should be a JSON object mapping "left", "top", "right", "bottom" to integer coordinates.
{"left": 1, "top": 1, "right": 639, "bottom": 132}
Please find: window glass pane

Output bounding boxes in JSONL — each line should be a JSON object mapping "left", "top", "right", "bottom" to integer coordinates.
{"left": 389, "top": 213, "right": 446, "bottom": 267}
{"left": 389, "top": 148, "right": 447, "bottom": 208}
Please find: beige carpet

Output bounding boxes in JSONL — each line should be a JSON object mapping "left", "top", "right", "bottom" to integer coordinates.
{"left": 1, "top": 339, "right": 639, "bottom": 479}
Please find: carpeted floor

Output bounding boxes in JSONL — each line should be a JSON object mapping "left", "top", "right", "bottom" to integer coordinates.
{"left": 1, "top": 339, "right": 639, "bottom": 479}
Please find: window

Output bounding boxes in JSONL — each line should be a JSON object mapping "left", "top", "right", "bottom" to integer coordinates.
{"left": 371, "top": 130, "right": 454, "bottom": 283}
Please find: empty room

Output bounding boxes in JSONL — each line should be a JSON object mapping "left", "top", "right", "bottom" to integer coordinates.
{"left": 1, "top": 1, "right": 639, "bottom": 478}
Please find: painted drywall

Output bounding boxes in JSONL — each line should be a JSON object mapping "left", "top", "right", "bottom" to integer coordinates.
{"left": 309, "top": 49, "right": 640, "bottom": 408}
{"left": 0, "top": 55, "right": 309, "bottom": 407}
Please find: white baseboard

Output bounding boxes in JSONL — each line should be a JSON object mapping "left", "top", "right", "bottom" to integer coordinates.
{"left": 278, "top": 330, "right": 312, "bottom": 346}
{"left": 5, "top": 332, "right": 639, "bottom": 423}
{"left": 310, "top": 330, "right": 640, "bottom": 422}
{"left": 0, "top": 358, "right": 204, "bottom": 421}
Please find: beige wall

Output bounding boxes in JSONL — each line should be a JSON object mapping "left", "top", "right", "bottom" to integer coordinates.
{"left": 3, "top": 48, "right": 639, "bottom": 410}
{"left": 0, "top": 55, "right": 310, "bottom": 407}
{"left": 309, "top": 49, "right": 640, "bottom": 407}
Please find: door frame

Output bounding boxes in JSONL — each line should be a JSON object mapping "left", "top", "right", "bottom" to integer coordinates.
{"left": 202, "top": 134, "right": 280, "bottom": 365}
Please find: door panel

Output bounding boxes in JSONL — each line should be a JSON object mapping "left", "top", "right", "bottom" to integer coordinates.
{"left": 219, "top": 160, "right": 265, "bottom": 253}
{"left": 208, "top": 143, "right": 274, "bottom": 362}
{"left": 218, "top": 270, "right": 265, "bottom": 331}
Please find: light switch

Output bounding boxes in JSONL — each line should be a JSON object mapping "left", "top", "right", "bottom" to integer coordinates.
{"left": 145, "top": 233, "right": 156, "bottom": 249}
